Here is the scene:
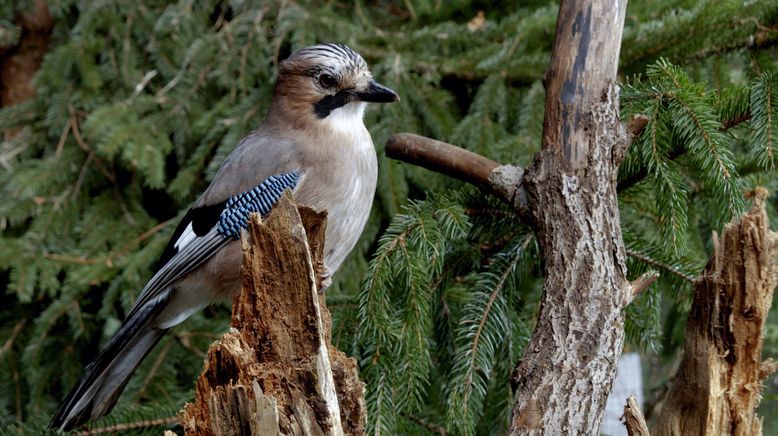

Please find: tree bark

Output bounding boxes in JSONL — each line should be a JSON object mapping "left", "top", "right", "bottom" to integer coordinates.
{"left": 384, "top": 115, "right": 647, "bottom": 211}
{"left": 652, "top": 188, "right": 778, "bottom": 436}
{"left": 0, "top": 2, "right": 52, "bottom": 106}
{"left": 0, "top": 0, "right": 53, "bottom": 140}
{"left": 180, "top": 194, "right": 366, "bottom": 435}
{"left": 508, "top": 0, "right": 630, "bottom": 434}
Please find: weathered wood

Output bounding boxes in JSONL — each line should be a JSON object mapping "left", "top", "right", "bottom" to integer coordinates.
{"left": 621, "top": 396, "right": 649, "bottom": 436}
{"left": 508, "top": 0, "right": 630, "bottom": 434}
{"left": 385, "top": 133, "right": 500, "bottom": 190}
{"left": 180, "top": 194, "right": 365, "bottom": 435}
{"left": 539, "top": 0, "right": 627, "bottom": 170}
{"left": 653, "top": 189, "right": 778, "bottom": 436}
{"left": 384, "top": 133, "right": 529, "bottom": 215}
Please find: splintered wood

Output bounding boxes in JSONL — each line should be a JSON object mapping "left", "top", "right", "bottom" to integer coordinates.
{"left": 653, "top": 189, "right": 778, "bottom": 436}
{"left": 621, "top": 396, "right": 649, "bottom": 436}
{"left": 180, "top": 194, "right": 365, "bottom": 435}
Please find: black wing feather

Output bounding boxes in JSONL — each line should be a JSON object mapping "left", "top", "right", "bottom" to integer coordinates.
{"left": 155, "top": 202, "right": 225, "bottom": 272}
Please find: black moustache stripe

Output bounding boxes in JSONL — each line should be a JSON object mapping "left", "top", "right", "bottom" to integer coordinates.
{"left": 313, "top": 90, "right": 353, "bottom": 118}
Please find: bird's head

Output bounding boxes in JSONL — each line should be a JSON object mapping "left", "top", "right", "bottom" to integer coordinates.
{"left": 272, "top": 43, "right": 399, "bottom": 129}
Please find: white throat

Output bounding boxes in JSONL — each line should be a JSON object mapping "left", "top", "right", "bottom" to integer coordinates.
{"left": 323, "top": 101, "right": 367, "bottom": 133}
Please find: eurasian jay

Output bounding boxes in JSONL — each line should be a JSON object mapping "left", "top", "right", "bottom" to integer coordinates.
{"left": 50, "top": 43, "right": 398, "bottom": 432}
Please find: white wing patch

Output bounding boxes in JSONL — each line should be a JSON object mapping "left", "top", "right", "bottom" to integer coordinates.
{"left": 174, "top": 222, "right": 197, "bottom": 250}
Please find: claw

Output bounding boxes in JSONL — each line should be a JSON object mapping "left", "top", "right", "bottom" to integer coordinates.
{"left": 317, "top": 262, "right": 332, "bottom": 293}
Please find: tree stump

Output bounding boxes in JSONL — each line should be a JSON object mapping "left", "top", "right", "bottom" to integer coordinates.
{"left": 653, "top": 188, "right": 778, "bottom": 435}
{"left": 180, "top": 194, "right": 366, "bottom": 435}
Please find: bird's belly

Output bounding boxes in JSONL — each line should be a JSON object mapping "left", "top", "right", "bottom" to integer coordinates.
{"left": 154, "top": 240, "right": 243, "bottom": 328}
{"left": 321, "top": 198, "right": 371, "bottom": 272}
{"left": 302, "top": 173, "right": 375, "bottom": 273}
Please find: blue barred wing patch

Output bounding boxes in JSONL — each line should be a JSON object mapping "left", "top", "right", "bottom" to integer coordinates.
{"left": 217, "top": 171, "right": 301, "bottom": 238}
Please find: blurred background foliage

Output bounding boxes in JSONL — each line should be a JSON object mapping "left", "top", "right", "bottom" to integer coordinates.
{"left": 0, "top": 0, "right": 777, "bottom": 434}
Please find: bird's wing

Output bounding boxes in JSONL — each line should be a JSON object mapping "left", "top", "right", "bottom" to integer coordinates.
{"left": 154, "top": 202, "right": 226, "bottom": 272}
{"left": 125, "top": 171, "right": 302, "bottom": 321}
{"left": 196, "top": 130, "right": 302, "bottom": 207}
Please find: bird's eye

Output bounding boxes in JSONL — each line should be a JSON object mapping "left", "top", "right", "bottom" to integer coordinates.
{"left": 318, "top": 74, "right": 338, "bottom": 89}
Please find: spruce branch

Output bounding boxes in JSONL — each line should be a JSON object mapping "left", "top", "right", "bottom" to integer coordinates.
{"left": 722, "top": 111, "right": 752, "bottom": 129}
{"left": 619, "top": 82, "right": 752, "bottom": 194}
{"left": 446, "top": 235, "right": 532, "bottom": 434}
{"left": 54, "top": 121, "right": 70, "bottom": 158}
{"left": 71, "top": 152, "right": 94, "bottom": 201}
{"left": 0, "top": 140, "right": 31, "bottom": 170}
{"left": 627, "top": 271, "right": 660, "bottom": 305}
{"left": 752, "top": 72, "right": 777, "bottom": 169}
{"left": 409, "top": 415, "right": 447, "bottom": 436}
{"left": 358, "top": 195, "right": 470, "bottom": 434}
{"left": 686, "top": 21, "right": 778, "bottom": 62}
{"left": 628, "top": 88, "right": 751, "bottom": 135}
{"left": 620, "top": 2, "right": 778, "bottom": 71}
{"left": 0, "top": 318, "right": 26, "bottom": 360}
{"left": 77, "top": 415, "right": 179, "bottom": 435}
{"left": 41, "top": 252, "right": 103, "bottom": 265}
{"left": 644, "top": 98, "right": 689, "bottom": 252}
{"left": 42, "top": 218, "right": 174, "bottom": 267}
{"left": 68, "top": 106, "right": 116, "bottom": 184}
{"left": 625, "top": 248, "right": 696, "bottom": 284}
{"left": 670, "top": 94, "right": 732, "bottom": 179}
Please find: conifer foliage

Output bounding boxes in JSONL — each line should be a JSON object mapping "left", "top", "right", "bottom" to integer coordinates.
{"left": 0, "top": 0, "right": 777, "bottom": 434}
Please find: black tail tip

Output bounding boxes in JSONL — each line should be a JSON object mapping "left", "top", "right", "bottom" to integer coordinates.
{"left": 49, "top": 402, "right": 92, "bottom": 433}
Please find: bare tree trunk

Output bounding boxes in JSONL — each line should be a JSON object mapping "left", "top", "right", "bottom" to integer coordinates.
{"left": 180, "top": 194, "right": 366, "bottom": 435}
{"left": 653, "top": 189, "right": 778, "bottom": 436}
{"left": 0, "top": 0, "right": 53, "bottom": 139}
{"left": 507, "top": 0, "right": 631, "bottom": 434}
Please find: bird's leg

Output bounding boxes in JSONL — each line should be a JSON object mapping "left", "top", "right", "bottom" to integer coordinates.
{"left": 316, "top": 262, "right": 332, "bottom": 293}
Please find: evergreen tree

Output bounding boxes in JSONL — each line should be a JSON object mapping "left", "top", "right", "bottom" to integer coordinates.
{"left": 0, "top": 0, "right": 776, "bottom": 433}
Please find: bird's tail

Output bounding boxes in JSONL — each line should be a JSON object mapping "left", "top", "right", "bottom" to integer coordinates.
{"left": 49, "top": 298, "right": 168, "bottom": 432}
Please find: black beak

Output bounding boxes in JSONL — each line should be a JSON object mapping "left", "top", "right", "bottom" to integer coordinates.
{"left": 356, "top": 80, "right": 400, "bottom": 103}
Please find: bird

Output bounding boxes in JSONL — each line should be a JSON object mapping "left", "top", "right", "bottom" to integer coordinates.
{"left": 49, "top": 43, "right": 399, "bottom": 432}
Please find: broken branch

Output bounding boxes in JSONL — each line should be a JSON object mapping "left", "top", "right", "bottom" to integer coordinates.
{"left": 385, "top": 133, "right": 529, "bottom": 215}
{"left": 621, "top": 396, "right": 650, "bottom": 436}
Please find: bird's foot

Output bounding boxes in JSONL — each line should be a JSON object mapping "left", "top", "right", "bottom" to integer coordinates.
{"left": 317, "top": 262, "right": 332, "bottom": 293}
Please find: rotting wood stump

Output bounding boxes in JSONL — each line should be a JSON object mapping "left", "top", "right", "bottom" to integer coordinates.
{"left": 653, "top": 188, "right": 778, "bottom": 436}
{"left": 180, "top": 193, "right": 365, "bottom": 435}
